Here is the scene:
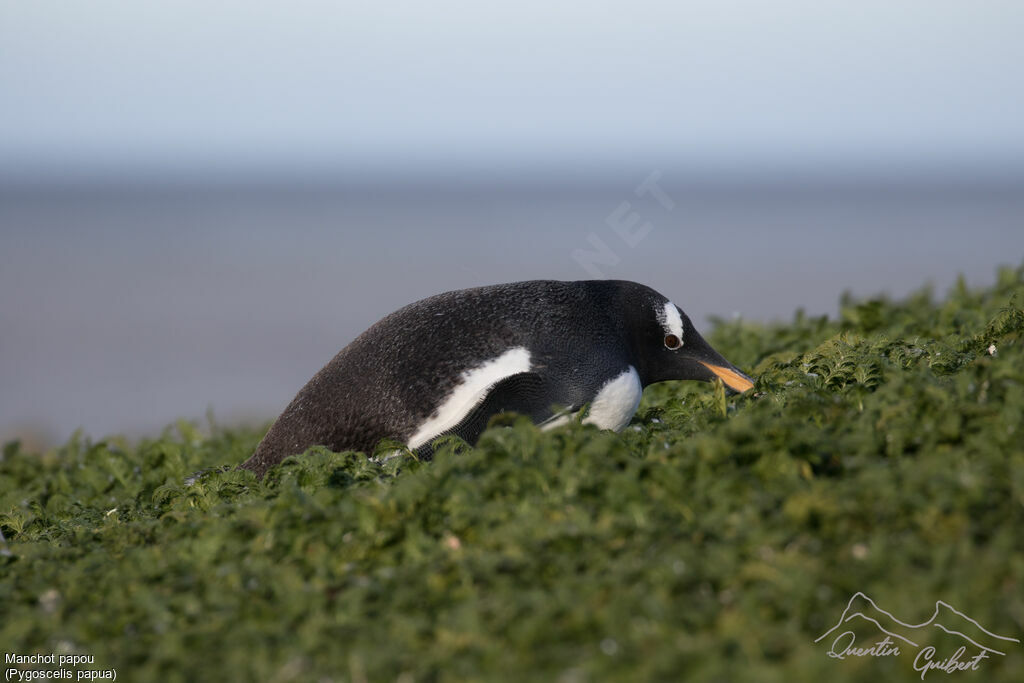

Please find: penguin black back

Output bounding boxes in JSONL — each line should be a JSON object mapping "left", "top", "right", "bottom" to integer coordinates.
{"left": 240, "top": 280, "right": 753, "bottom": 477}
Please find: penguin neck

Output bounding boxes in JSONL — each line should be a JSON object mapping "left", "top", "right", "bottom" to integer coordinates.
{"left": 629, "top": 348, "right": 658, "bottom": 388}
{"left": 618, "top": 307, "right": 660, "bottom": 388}
{"left": 583, "top": 280, "right": 661, "bottom": 388}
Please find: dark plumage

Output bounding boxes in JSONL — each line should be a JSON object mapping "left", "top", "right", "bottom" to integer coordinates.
{"left": 239, "top": 280, "right": 753, "bottom": 477}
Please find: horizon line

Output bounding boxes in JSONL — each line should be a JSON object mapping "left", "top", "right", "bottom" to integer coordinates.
{"left": 4, "top": 164, "right": 1024, "bottom": 191}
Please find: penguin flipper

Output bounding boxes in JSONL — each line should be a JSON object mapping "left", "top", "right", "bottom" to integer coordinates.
{"left": 418, "top": 371, "right": 566, "bottom": 456}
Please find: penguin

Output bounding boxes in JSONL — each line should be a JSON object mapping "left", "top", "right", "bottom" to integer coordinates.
{"left": 239, "top": 280, "right": 754, "bottom": 477}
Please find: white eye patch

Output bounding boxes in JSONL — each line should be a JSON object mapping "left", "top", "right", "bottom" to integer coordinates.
{"left": 657, "top": 301, "right": 684, "bottom": 342}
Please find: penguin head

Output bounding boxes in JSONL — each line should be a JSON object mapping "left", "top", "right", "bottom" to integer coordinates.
{"left": 627, "top": 292, "right": 755, "bottom": 393}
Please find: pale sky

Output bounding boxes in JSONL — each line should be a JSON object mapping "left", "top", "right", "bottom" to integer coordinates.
{"left": 2, "top": 1, "right": 1023, "bottom": 177}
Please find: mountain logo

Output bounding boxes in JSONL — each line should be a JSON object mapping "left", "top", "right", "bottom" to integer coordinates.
{"left": 815, "top": 592, "right": 1019, "bottom": 678}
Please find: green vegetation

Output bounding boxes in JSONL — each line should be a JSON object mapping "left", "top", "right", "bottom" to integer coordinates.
{"left": 2, "top": 266, "right": 1023, "bottom": 682}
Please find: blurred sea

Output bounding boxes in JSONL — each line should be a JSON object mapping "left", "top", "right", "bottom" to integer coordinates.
{"left": 2, "top": 175, "right": 1023, "bottom": 446}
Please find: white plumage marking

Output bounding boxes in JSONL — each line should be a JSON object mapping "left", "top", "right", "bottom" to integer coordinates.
{"left": 584, "top": 366, "right": 643, "bottom": 432}
{"left": 659, "top": 301, "right": 684, "bottom": 340}
{"left": 407, "top": 347, "right": 532, "bottom": 449}
{"left": 539, "top": 411, "right": 573, "bottom": 431}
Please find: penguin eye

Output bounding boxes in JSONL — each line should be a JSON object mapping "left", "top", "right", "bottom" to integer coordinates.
{"left": 664, "top": 334, "right": 682, "bottom": 350}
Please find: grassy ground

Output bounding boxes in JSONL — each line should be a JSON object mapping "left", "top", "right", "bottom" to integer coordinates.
{"left": 2, "top": 266, "right": 1023, "bottom": 682}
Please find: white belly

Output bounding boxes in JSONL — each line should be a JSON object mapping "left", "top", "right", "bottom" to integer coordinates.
{"left": 583, "top": 365, "right": 643, "bottom": 432}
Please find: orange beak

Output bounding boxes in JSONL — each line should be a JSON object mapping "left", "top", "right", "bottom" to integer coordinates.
{"left": 699, "top": 361, "right": 755, "bottom": 393}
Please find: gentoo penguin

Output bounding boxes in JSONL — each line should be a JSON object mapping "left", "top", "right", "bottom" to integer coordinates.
{"left": 240, "top": 280, "right": 753, "bottom": 477}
